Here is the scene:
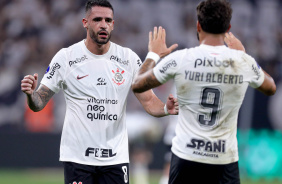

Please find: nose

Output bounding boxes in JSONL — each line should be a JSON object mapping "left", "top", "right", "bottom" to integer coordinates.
{"left": 100, "top": 19, "right": 108, "bottom": 29}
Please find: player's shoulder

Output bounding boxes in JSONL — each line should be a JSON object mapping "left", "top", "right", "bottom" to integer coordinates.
{"left": 56, "top": 40, "right": 84, "bottom": 55}
{"left": 169, "top": 48, "right": 189, "bottom": 58}
{"left": 239, "top": 51, "right": 255, "bottom": 60}
{"left": 223, "top": 48, "right": 259, "bottom": 71}
{"left": 111, "top": 42, "right": 136, "bottom": 54}
{"left": 225, "top": 47, "right": 255, "bottom": 63}
{"left": 185, "top": 45, "right": 205, "bottom": 54}
{"left": 110, "top": 42, "right": 140, "bottom": 60}
{"left": 164, "top": 48, "right": 193, "bottom": 64}
{"left": 51, "top": 40, "right": 85, "bottom": 68}
{"left": 227, "top": 46, "right": 246, "bottom": 55}
{"left": 178, "top": 45, "right": 205, "bottom": 59}
{"left": 65, "top": 40, "right": 84, "bottom": 51}
{"left": 110, "top": 42, "right": 141, "bottom": 68}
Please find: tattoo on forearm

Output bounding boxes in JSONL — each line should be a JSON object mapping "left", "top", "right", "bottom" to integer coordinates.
{"left": 28, "top": 86, "right": 55, "bottom": 111}
{"left": 135, "top": 59, "right": 161, "bottom": 91}
{"left": 142, "top": 71, "right": 160, "bottom": 90}
{"left": 138, "top": 59, "right": 156, "bottom": 75}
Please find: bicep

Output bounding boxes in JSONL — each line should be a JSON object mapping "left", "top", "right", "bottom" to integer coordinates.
{"left": 140, "top": 70, "right": 162, "bottom": 90}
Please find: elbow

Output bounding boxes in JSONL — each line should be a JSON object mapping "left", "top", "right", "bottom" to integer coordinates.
{"left": 259, "top": 76, "right": 277, "bottom": 96}
{"left": 28, "top": 103, "right": 44, "bottom": 112}
{"left": 267, "top": 85, "right": 276, "bottom": 96}
{"left": 263, "top": 84, "right": 276, "bottom": 96}
{"left": 30, "top": 107, "right": 42, "bottom": 112}
{"left": 34, "top": 108, "right": 42, "bottom": 112}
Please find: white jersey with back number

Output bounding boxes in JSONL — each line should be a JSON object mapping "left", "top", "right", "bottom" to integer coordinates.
{"left": 153, "top": 44, "right": 264, "bottom": 164}
{"left": 41, "top": 40, "right": 142, "bottom": 166}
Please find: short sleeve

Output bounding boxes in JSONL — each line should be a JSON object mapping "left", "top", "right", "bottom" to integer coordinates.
{"left": 242, "top": 53, "right": 265, "bottom": 88}
{"left": 41, "top": 49, "right": 66, "bottom": 93}
{"left": 131, "top": 51, "right": 142, "bottom": 77}
{"left": 153, "top": 50, "right": 183, "bottom": 84}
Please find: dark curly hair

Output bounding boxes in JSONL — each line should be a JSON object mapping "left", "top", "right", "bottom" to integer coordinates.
{"left": 197, "top": 0, "right": 232, "bottom": 34}
{"left": 85, "top": 0, "right": 114, "bottom": 14}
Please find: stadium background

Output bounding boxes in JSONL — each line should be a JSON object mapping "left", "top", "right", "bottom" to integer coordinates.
{"left": 0, "top": 0, "right": 282, "bottom": 183}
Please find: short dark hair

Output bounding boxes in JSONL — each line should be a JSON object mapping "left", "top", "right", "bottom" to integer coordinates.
{"left": 85, "top": 0, "right": 114, "bottom": 14}
{"left": 197, "top": 0, "right": 232, "bottom": 34}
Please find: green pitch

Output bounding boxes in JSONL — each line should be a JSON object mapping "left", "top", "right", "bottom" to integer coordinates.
{"left": 0, "top": 169, "right": 282, "bottom": 184}
{"left": 0, "top": 169, "right": 63, "bottom": 184}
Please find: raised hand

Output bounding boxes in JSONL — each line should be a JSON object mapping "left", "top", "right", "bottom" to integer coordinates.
{"left": 166, "top": 94, "right": 179, "bottom": 115}
{"left": 149, "top": 26, "right": 178, "bottom": 58}
{"left": 224, "top": 32, "right": 245, "bottom": 52}
{"left": 21, "top": 73, "right": 38, "bottom": 95}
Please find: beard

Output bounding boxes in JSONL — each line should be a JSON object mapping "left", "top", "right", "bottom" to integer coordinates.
{"left": 89, "top": 27, "right": 111, "bottom": 45}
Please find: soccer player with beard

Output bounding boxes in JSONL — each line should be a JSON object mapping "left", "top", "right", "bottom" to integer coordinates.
{"left": 20, "top": 0, "right": 178, "bottom": 184}
{"left": 132, "top": 0, "right": 276, "bottom": 183}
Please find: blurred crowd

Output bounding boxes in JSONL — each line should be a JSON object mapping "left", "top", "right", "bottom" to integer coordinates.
{"left": 0, "top": 0, "right": 281, "bottom": 133}
{"left": 1, "top": 0, "right": 282, "bottom": 182}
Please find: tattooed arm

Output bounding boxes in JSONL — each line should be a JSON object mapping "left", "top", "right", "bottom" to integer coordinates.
{"left": 132, "top": 26, "right": 179, "bottom": 116}
{"left": 21, "top": 73, "right": 55, "bottom": 112}
{"left": 26, "top": 85, "right": 55, "bottom": 112}
{"left": 132, "top": 59, "right": 161, "bottom": 93}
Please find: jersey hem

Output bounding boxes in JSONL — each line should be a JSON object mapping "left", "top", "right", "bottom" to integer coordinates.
{"left": 171, "top": 149, "right": 238, "bottom": 165}
{"left": 59, "top": 158, "right": 130, "bottom": 166}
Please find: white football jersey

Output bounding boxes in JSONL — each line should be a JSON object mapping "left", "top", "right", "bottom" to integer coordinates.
{"left": 41, "top": 40, "right": 141, "bottom": 166}
{"left": 153, "top": 44, "right": 265, "bottom": 164}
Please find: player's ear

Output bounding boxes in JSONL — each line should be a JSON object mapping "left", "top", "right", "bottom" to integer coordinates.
{"left": 112, "top": 20, "right": 114, "bottom": 31}
{"left": 197, "top": 21, "right": 201, "bottom": 32}
{"left": 82, "top": 18, "right": 88, "bottom": 28}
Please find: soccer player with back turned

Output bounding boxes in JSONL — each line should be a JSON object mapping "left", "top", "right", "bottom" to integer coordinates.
{"left": 132, "top": 0, "right": 276, "bottom": 183}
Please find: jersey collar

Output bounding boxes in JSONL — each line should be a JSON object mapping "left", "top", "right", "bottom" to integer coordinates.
{"left": 81, "top": 40, "right": 113, "bottom": 59}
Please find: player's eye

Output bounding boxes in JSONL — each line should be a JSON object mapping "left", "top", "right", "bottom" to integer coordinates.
{"left": 93, "top": 17, "right": 102, "bottom": 22}
{"left": 105, "top": 18, "right": 113, "bottom": 23}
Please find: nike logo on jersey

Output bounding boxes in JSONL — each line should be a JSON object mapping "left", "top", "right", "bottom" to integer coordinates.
{"left": 77, "top": 75, "right": 89, "bottom": 80}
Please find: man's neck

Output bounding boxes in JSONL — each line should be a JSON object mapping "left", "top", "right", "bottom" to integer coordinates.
{"left": 84, "top": 38, "right": 111, "bottom": 55}
{"left": 199, "top": 32, "right": 225, "bottom": 46}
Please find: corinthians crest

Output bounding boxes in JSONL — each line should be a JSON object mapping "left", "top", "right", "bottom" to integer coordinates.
{"left": 112, "top": 68, "right": 125, "bottom": 86}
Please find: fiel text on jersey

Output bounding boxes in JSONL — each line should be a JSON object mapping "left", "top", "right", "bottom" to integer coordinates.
{"left": 85, "top": 147, "right": 117, "bottom": 158}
